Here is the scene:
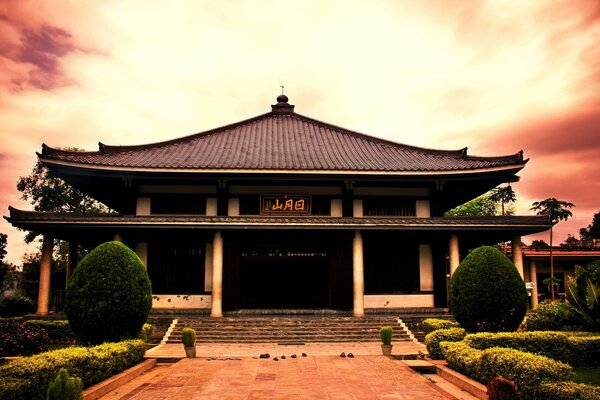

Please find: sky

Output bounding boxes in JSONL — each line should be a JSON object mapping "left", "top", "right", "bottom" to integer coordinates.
{"left": 1, "top": 0, "right": 599, "bottom": 264}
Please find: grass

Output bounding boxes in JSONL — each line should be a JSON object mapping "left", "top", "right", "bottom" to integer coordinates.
{"left": 573, "top": 367, "right": 600, "bottom": 387}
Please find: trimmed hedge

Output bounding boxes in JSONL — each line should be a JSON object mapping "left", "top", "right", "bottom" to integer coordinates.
{"left": 424, "top": 327, "right": 466, "bottom": 359}
{"left": 462, "top": 331, "right": 600, "bottom": 367}
{"left": 0, "top": 295, "right": 34, "bottom": 317}
{"left": 441, "top": 341, "right": 573, "bottom": 400}
{"left": 539, "top": 381, "right": 600, "bottom": 400}
{"left": 421, "top": 318, "right": 460, "bottom": 334}
{"left": 0, "top": 319, "right": 49, "bottom": 356}
{"left": 23, "top": 320, "right": 78, "bottom": 344}
{"left": 0, "top": 339, "right": 146, "bottom": 400}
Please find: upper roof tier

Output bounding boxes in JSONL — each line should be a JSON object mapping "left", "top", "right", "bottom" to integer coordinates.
{"left": 39, "top": 96, "right": 526, "bottom": 174}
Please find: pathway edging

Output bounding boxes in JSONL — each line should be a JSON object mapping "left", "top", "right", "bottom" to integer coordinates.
{"left": 82, "top": 359, "right": 156, "bottom": 400}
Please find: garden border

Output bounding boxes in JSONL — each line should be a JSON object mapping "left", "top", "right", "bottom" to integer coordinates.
{"left": 82, "top": 359, "right": 156, "bottom": 400}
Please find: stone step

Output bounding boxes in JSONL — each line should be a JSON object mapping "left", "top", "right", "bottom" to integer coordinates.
{"left": 165, "top": 315, "right": 414, "bottom": 344}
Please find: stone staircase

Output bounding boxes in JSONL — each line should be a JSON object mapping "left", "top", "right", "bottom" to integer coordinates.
{"left": 164, "top": 315, "right": 414, "bottom": 344}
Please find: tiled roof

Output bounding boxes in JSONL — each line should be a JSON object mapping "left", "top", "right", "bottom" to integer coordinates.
{"left": 5, "top": 208, "right": 551, "bottom": 231}
{"left": 39, "top": 97, "right": 526, "bottom": 173}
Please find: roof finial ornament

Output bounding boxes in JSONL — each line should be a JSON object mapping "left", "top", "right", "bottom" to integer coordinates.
{"left": 272, "top": 85, "right": 293, "bottom": 113}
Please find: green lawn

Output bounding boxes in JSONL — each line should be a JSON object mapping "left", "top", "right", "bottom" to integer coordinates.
{"left": 573, "top": 367, "right": 600, "bottom": 386}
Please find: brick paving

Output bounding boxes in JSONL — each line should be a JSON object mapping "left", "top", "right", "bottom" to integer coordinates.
{"left": 101, "top": 355, "right": 454, "bottom": 400}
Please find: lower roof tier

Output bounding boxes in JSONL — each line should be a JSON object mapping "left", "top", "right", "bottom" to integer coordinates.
{"left": 6, "top": 207, "right": 551, "bottom": 235}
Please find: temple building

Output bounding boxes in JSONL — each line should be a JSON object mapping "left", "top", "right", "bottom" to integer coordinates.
{"left": 5, "top": 95, "right": 552, "bottom": 317}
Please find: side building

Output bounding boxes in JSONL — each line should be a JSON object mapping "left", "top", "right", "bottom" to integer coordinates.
{"left": 5, "top": 95, "right": 551, "bottom": 316}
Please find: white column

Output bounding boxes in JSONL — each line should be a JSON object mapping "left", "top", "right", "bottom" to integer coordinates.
{"left": 353, "top": 199, "right": 363, "bottom": 217}
{"left": 136, "top": 197, "right": 151, "bottom": 215}
{"left": 416, "top": 200, "right": 431, "bottom": 217}
{"left": 37, "top": 236, "right": 53, "bottom": 316}
{"left": 134, "top": 243, "right": 148, "bottom": 268}
{"left": 206, "top": 198, "right": 218, "bottom": 216}
{"left": 330, "top": 199, "right": 343, "bottom": 217}
{"left": 449, "top": 234, "right": 460, "bottom": 276}
{"left": 530, "top": 260, "right": 539, "bottom": 307}
{"left": 419, "top": 244, "right": 434, "bottom": 291}
{"left": 211, "top": 231, "right": 223, "bottom": 318}
{"left": 204, "top": 243, "right": 213, "bottom": 291}
{"left": 353, "top": 230, "right": 365, "bottom": 317}
{"left": 227, "top": 198, "right": 240, "bottom": 216}
{"left": 512, "top": 236, "right": 524, "bottom": 279}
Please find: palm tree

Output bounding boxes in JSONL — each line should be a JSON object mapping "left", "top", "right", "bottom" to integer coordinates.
{"left": 489, "top": 185, "right": 516, "bottom": 216}
{"left": 490, "top": 185, "right": 517, "bottom": 253}
{"left": 530, "top": 198, "right": 575, "bottom": 300}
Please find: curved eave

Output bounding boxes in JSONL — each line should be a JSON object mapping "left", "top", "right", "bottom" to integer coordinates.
{"left": 38, "top": 156, "right": 528, "bottom": 177}
{"left": 5, "top": 208, "right": 552, "bottom": 233}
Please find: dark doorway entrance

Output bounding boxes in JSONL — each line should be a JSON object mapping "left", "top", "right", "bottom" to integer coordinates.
{"left": 239, "top": 249, "right": 329, "bottom": 309}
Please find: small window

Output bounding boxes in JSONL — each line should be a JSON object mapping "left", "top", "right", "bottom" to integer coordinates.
{"left": 151, "top": 194, "right": 206, "bottom": 214}
{"left": 363, "top": 197, "right": 416, "bottom": 217}
{"left": 311, "top": 196, "right": 331, "bottom": 215}
{"left": 239, "top": 195, "right": 261, "bottom": 215}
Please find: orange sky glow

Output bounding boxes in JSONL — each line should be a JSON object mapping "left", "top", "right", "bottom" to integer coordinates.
{"left": 1, "top": 0, "right": 599, "bottom": 263}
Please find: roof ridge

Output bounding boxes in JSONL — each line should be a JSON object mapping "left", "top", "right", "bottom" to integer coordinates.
{"left": 290, "top": 112, "right": 468, "bottom": 158}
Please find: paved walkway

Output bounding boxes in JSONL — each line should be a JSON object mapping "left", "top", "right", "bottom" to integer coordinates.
{"left": 100, "top": 355, "right": 454, "bottom": 400}
{"left": 97, "top": 342, "right": 481, "bottom": 400}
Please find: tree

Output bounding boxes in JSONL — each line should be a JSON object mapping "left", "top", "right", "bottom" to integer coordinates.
{"left": 560, "top": 234, "right": 581, "bottom": 249}
{"left": 530, "top": 239, "right": 550, "bottom": 250}
{"left": 445, "top": 194, "right": 498, "bottom": 216}
{"left": 489, "top": 185, "right": 517, "bottom": 216}
{"left": 564, "top": 261, "right": 600, "bottom": 331}
{"left": 0, "top": 233, "right": 17, "bottom": 294}
{"left": 17, "top": 160, "right": 108, "bottom": 243}
{"left": 449, "top": 246, "right": 528, "bottom": 332}
{"left": 65, "top": 241, "right": 152, "bottom": 344}
{"left": 530, "top": 198, "right": 575, "bottom": 300}
{"left": 579, "top": 211, "right": 600, "bottom": 245}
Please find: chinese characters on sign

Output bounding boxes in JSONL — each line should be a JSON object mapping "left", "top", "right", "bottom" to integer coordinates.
{"left": 261, "top": 195, "right": 311, "bottom": 215}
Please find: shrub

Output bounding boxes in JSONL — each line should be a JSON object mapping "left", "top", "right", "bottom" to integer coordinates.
{"left": 379, "top": 326, "right": 393, "bottom": 345}
{"left": 441, "top": 341, "right": 573, "bottom": 400}
{"left": 46, "top": 368, "right": 83, "bottom": 400}
{"left": 136, "top": 323, "right": 153, "bottom": 343}
{"left": 565, "top": 262, "right": 600, "bottom": 331}
{"left": 24, "top": 320, "right": 79, "bottom": 344}
{"left": 424, "top": 327, "right": 466, "bottom": 359}
{"left": 539, "top": 381, "right": 600, "bottom": 400}
{"left": 0, "top": 319, "right": 49, "bottom": 356}
{"left": 0, "top": 295, "right": 34, "bottom": 317}
{"left": 64, "top": 241, "right": 152, "bottom": 344}
{"left": 439, "top": 341, "right": 481, "bottom": 377}
{"left": 181, "top": 327, "right": 196, "bottom": 347}
{"left": 462, "top": 331, "right": 600, "bottom": 367}
{"left": 463, "top": 331, "right": 571, "bottom": 364}
{"left": 569, "top": 335, "right": 600, "bottom": 367}
{"left": 421, "top": 318, "right": 460, "bottom": 334}
{"left": 0, "top": 339, "right": 145, "bottom": 400}
{"left": 0, "top": 378, "right": 30, "bottom": 400}
{"left": 449, "top": 246, "right": 528, "bottom": 333}
{"left": 487, "top": 376, "right": 520, "bottom": 400}
{"left": 522, "top": 300, "right": 580, "bottom": 331}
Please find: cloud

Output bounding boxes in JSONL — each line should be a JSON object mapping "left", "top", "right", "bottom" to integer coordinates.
{"left": 0, "top": 2, "right": 87, "bottom": 91}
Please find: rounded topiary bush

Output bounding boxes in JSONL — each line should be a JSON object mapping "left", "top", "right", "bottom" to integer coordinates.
{"left": 449, "top": 246, "right": 527, "bottom": 333}
{"left": 65, "top": 241, "right": 152, "bottom": 344}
